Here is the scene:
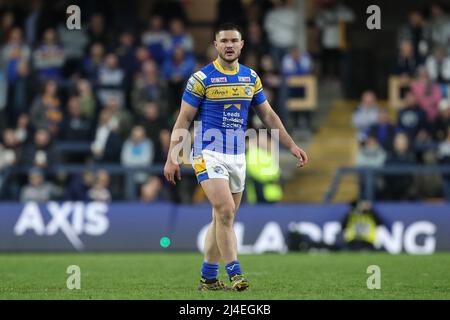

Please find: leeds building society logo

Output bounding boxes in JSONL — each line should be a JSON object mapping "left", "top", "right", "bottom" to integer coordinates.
{"left": 224, "top": 104, "right": 241, "bottom": 110}
{"left": 13, "top": 202, "right": 109, "bottom": 250}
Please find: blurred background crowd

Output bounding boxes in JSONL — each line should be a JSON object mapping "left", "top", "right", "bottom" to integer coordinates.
{"left": 0, "top": 0, "right": 449, "bottom": 204}
{"left": 353, "top": 2, "right": 450, "bottom": 201}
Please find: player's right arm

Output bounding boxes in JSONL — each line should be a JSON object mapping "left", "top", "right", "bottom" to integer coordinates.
{"left": 164, "top": 72, "right": 205, "bottom": 185}
{"left": 164, "top": 101, "right": 198, "bottom": 185}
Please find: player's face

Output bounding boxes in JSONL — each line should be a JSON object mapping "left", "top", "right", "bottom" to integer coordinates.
{"left": 214, "top": 30, "right": 244, "bottom": 63}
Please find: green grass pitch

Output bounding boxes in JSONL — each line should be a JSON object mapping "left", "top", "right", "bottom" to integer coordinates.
{"left": 1, "top": 252, "right": 449, "bottom": 299}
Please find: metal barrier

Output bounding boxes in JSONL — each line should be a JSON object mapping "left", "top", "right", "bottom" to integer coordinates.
{"left": 324, "top": 165, "right": 450, "bottom": 202}
{"left": 0, "top": 164, "right": 195, "bottom": 201}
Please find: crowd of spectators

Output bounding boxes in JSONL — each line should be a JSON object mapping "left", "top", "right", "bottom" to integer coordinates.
{"left": 0, "top": 0, "right": 314, "bottom": 203}
{"left": 2, "top": 0, "right": 449, "bottom": 203}
{"left": 353, "top": 1, "right": 450, "bottom": 201}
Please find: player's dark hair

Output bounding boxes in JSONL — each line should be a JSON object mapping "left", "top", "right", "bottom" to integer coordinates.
{"left": 214, "top": 22, "right": 243, "bottom": 39}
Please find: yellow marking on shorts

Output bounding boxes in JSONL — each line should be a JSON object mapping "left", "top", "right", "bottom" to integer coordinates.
{"left": 193, "top": 156, "right": 207, "bottom": 175}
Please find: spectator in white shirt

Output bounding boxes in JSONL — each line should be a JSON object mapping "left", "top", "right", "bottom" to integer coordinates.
{"left": 87, "top": 170, "right": 112, "bottom": 202}
{"left": 352, "top": 91, "right": 381, "bottom": 141}
{"left": 425, "top": 46, "right": 450, "bottom": 84}
{"left": 121, "top": 125, "right": 154, "bottom": 184}
{"left": 264, "top": 0, "right": 299, "bottom": 68}
{"left": 20, "top": 168, "right": 60, "bottom": 202}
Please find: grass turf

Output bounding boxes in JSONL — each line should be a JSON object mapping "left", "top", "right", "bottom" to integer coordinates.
{"left": 1, "top": 252, "right": 449, "bottom": 300}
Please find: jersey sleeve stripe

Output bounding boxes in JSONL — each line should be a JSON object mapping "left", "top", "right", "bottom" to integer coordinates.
{"left": 192, "top": 74, "right": 206, "bottom": 89}
{"left": 189, "top": 90, "right": 204, "bottom": 99}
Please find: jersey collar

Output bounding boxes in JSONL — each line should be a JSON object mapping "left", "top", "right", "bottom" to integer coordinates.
{"left": 213, "top": 58, "right": 239, "bottom": 75}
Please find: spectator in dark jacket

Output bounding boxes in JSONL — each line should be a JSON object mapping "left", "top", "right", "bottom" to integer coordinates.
{"left": 60, "top": 95, "right": 94, "bottom": 141}
{"left": 115, "top": 31, "right": 137, "bottom": 78}
{"left": 367, "top": 109, "right": 397, "bottom": 152}
{"left": 82, "top": 42, "right": 104, "bottom": 83}
{"left": 383, "top": 132, "right": 417, "bottom": 200}
{"left": 137, "top": 102, "right": 169, "bottom": 163}
{"left": 91, "top": 108, "right": 122, "bottom": 163}
{"left": 242, "top": 20, "right": 269, "bottom": 62}
{"left": 394, "top": 40, "right": 421, "bottom": 77}
{"left": 397, "top": 91, "right": 428, "bottom": 141}
{"left": 87, "top": 14, "right": 111, "bottom": 48}
{"left": 29, "top": 80, "right": 63, "bottom": 137}
{"left": 20, "top": 128, "right": 58, "bottom": 171}
{"left": 437, "top": 126, "right": 450, "bottom": 201}
{"left": 132, "top": 60, "right": 168, "bottom": 116}
{"left": 0, "top": 128, "right": 22, "bottom": 170}
{"left": 397, "top": 9, "right": 432, "bottom": 60}
{"left": 64, "top": 170, "right": 94, "bottom": 201}
{"left": 433, "top": 99, "right": 450, "bottom": 141}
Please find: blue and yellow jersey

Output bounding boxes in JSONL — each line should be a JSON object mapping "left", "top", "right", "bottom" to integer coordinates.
{"left": 182, "top": 59, "right": 267, "bottom": 155}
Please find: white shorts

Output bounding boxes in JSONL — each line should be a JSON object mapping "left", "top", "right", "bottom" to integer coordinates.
{"left": 191, "top": 149, "right": 246, "bottom": 193}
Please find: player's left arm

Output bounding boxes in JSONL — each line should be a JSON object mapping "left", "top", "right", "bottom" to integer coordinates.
{"left": 253, "top": 100, "right": 309, "bottom": 167}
